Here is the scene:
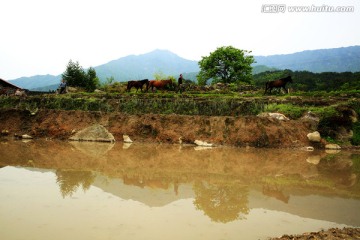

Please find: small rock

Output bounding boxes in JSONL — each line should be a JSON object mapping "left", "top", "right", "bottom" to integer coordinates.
{"left": 325, "top": 144, "right": 341, "bottom": 150}
{"left": 22, "top": 134, "right": 33, "bottom": 139}
{"left": 269, "top": 112, "right": 290, "bottom": 121}
{"left": 94, "top": 89, "right": 105, "bottom": 93}
{"left": 123, "top": 135, "right": 133, "bottom": 143}
{"left": 257, "top": 112, "right": 290, "bottom": 121}
{"left": 307, "top": 131, "right": 321, "bottom": 142}
{"left": 194, "top": 140, "right": 213, "bottom": 147}
{"left": 305, "top": 146, "right": 314, "bottom": 151}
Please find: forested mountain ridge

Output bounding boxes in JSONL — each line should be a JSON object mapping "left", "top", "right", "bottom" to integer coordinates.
{"left": 254, "top": 46, "right": 360, "bottom": 73}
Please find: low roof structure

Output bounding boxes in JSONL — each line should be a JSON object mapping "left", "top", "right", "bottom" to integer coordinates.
{"left": 0, "top": 78, "right": 22, "bottom": 89}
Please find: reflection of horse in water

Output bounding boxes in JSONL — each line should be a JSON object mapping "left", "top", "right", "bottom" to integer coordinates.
{"left": 127, "top": 79, "right": 149, "bottom": 92}
{"left": 147, "top": 79, "right": 174, "bottom": 92}
{"left": 265, "top": 76, "right": 293, "bottom": 94}
{"left": 262, "top": 184, "right": 290, "bottom": 203}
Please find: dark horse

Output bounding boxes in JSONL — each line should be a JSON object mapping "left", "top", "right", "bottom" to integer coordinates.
{"left": 127, "top": 79, "right": 149, "bottom": 92}
{"left": 264, "top": 76, "right": 293, "bottom": 94}
{"left": 147, "top": 79, "right": 174, "bottom": 92}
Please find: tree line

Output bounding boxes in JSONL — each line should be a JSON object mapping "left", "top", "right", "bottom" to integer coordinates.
{"left": 252, "top": 70, "right": 360, "bottom": 92}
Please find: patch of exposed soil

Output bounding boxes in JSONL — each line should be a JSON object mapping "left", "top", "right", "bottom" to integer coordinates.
{"left": 0, "top": 109, "right": 318, "bottom": 148}
{"left": 270, "top": 227, "right": 360, "bottom": 240}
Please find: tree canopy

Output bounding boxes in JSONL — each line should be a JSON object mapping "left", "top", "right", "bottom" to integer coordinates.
{"left": 197, "top": 46, "right": 255, "bottom": 85}
{"left": 62, "top": 60, "right": 99, "bottom": 92}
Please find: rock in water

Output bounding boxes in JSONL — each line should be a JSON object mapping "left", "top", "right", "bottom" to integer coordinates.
{"left": 194, "top": 140, "right": 213, "bottom": 147}
{"left": 22, "top": 134, "right": 33, "bottom": 139}
{"left": 123, "top": 135, "right": 133, "bottom": 143}
{"left": 69, "top": 124, "right": 115, "bottom": 142}
{"left": 325, "top": 144, "right": 341, "bottom": 150}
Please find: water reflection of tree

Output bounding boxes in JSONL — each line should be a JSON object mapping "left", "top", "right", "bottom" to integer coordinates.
{"left": 193, "top": 181, "right": 249, "bottom": 223}
{"left": 56, "top": 170, "right": 96, "bottom": 198}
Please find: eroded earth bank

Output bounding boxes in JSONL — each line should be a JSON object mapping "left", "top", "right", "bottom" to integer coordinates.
{"left": 0, "top": 108, "right": 320, "bottom": 148}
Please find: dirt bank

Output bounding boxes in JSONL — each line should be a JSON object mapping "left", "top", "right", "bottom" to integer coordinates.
{"left": 0, "top": 108, "right": 316, "bottom": 148}
{"left": 270, "top": 227, "right": 360, "bottom": 239}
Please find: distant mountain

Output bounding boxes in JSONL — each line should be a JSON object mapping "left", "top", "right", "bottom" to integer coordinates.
{"left": 8, "top": 49, "right": 199, "bottom": 90}
{"left": 10, "top": 74, "right": 61, "bottom": 91}
{"left": 254, "top": 46, "right": 360, "bottom": 73}
{"left": 94, "top": 49, "right": 199, "bottom": 81}
{"left": 252, "top": 65, "right": 279, "bottom": 74}
{"left": 7, "top": 46, "right": 360, "bottom": 90}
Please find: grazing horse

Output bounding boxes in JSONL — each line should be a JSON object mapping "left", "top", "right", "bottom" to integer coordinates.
{"left": 264, "top": 76, "right": 293, "bottom": 94}
{"left": 147, "top": 79, "right": 174, "bottom": 92}
{"left": 127, "top": 79, "right": 149, "bottom": 92}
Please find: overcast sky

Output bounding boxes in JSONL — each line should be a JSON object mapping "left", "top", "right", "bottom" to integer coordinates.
{"left": 1, "top": 0, "right": 359, "bottom": 80}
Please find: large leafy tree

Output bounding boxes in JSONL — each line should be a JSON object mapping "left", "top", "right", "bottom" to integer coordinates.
{"left": 62, "top": 60, "right": 99, "bottom": 92}
{"left": 197, "top": 46, "right": 255, "bottom": 85}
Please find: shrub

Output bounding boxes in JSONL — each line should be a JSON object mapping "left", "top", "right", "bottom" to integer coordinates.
{"left": 264, "top": 103, "right": 305, "bottom": 119}
{"left": 351, "top": 122, "right": 360, "bottom": 145}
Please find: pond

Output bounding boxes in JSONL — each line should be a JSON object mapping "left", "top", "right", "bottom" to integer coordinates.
{"left": 0, "top": 140, "right": 359, "bottom": 240}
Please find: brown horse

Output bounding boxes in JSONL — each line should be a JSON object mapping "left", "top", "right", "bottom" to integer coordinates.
{"left": 264, "top": 76, "right": 293, "bottom": 94}
{"left": 147, "top": 79, "right": 174, "bottom": 92}
{"left": 127, "top": 79, "right": 149, "bottom": 92}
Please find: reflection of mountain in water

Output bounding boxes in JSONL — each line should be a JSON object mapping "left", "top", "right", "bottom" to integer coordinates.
{"left": 92, "top": 174, "right": 195, "bottom": 207}
{"left": 1, "top": 140, "right": 360, "bottom": 225}
{"left": 249, "top": 189, "right": 360, "bottom": 226}
{"left": 5, "top": 166, "right": 360, "bottom": 226}
{"left": 66, "top": 170, "right": 360, "bottom": 225}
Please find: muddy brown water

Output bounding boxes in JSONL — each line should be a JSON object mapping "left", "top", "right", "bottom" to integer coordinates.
{"left": 0, "top": 140, "right": 359, "bottom": 240}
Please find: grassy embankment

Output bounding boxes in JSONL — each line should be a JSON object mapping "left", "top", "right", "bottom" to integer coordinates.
{"left": 0, "top": 88, "right": 360, "bottom": 145}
